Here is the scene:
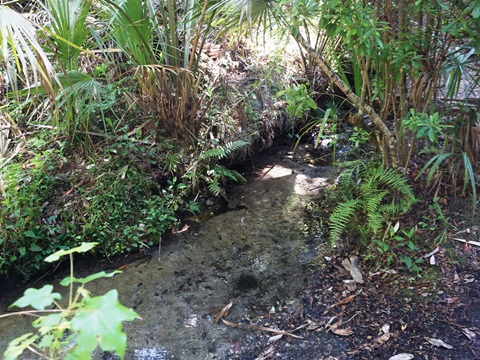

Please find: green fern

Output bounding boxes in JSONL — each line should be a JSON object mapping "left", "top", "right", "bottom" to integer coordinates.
{"left": 186, "top": 140, "right": 249, "bottom": 197}
{"left": 329, "top": 199, "right": 361, "bottom": 243}
{"left": 369, "top": 166, "right": 416, "bottom": 213}
{"left": 367, "top": 212, "right": 385, "bottom": 235}
{"left": 208, "top": 177, "right": 222, "bottom": 196}
{"left": 329, "top": 162, "right": 416, "bottom": 244}
{"left": 363, "top": 189, "right": 388, "bottom": 219}
{"left": 214, "top": 165, "right": 247, "bottom": 184}
{"left": 200, "top": 140, "right": 249, "bottom": 161}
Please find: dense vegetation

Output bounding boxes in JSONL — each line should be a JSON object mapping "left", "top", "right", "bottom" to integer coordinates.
{"left": 1, "top": 0, "right": 479, "bottom": 279}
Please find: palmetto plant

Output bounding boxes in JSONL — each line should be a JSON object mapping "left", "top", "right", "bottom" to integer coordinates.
{"left": 42, "top": 0, "right": 93, "bottom": 71}
{"left": 0, "top": 5, "right": 55, "bottom": 95}
{"left": 99, "top": 0, "right": 217, "bottom": 139}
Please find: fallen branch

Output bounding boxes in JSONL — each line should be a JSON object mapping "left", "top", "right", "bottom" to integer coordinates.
{"left": 452, "top": 238, "right": 480, "bottom": 248}
{"left": 221, "top": 319, "right": 304, "bottom": 339}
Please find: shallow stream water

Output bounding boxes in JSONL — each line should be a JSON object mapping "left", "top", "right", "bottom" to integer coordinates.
{"left": 0, "top": 147, "right": 333, "bottom": 359}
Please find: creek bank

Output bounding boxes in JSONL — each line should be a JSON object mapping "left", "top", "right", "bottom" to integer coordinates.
{"left": 0, "top": 145, "right": 339, "bottom": 359}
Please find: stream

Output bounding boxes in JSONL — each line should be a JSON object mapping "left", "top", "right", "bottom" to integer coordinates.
{"left": 0, "top": 146, "right": 334, "bottom": 359}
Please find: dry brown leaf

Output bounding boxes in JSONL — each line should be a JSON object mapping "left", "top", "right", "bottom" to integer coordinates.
{"left": 426, "top": 337, "right": 453, "bottom": 349}
{"left": 332, "top": 327, "right": 353, "bottom": 336}
{"left": 328, "top": 319, "right": 353, "bottom": 336}
{"left": 214, "top": 301, "right": 233, "bottom": 323}
{"left": 374, "top": 332, "right": 391, "bottom": 345}
{"left": 328, "top": 294, "right": 356, "bottom": 309}
{"left": 307, "top": 322, "right": 322, "bottom": 331}
{"left": 221, "top": 318, "right": 239, "bottom": 328}
{"left": 462, "top": 328, "right": 477, "bottom": 342}
{"left": 268, "top": 334, "right": 283, "bottom": 343}
{"left": 254, "top": 345, "right": 275, "bottom": 360}
{"left": 341, "top": 256, "right": 364, "bottom": 283}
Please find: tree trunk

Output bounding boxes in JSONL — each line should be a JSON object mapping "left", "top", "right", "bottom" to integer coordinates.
{"left": 294, "top": 32, "right": 399, "bottom": 168}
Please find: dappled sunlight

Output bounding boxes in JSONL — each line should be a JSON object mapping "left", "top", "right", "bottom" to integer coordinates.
{"left": 257, "top": 160, "right": 331, "bottom": 195}
{"left": 294, "top": 167, "right": 331, "bottom": 195}
{"left": 256, "top": 164, "right": 294, "bottom": 179}
{"left": 256, "top": 163, "right": 331, "bottom": 196}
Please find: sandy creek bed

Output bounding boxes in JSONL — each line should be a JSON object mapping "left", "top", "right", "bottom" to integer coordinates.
{"left": 0, "top": 147, "right": 334, "bottom": 359}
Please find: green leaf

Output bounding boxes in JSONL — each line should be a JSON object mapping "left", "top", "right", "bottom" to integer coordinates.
{"left": 45, "top": 242, "right": 98, "bottom": 262}
{"left": 416, "top": 153, "right": 453, "bottom": 186}
{"left": 32, "top": 312, "right": 65, "bottom": 333}
{"left": 23, "top": 230, "right": 36, "bottom": 238}
{"left": 461, "top": 152, "right": 477, "bottom": 211}
{"left": 10, "top": 285, "right": 62, "bottom": 310}
{"left": 4, "top": 333, "right": 39, "bottom": 360}
{"left": 29, "top": 244, "right": 42, "bottom": 252}
{"left": 473, "top": 4, "right": 480, "bottom": 18}
{"left": 69, "top": 290, "right": 140, "bottom": 359}
{"left": 36, "top": 334, "right": 55, "bottom": 350}
{"left": 60, "top": 270, "right": 121, "bottom": 286}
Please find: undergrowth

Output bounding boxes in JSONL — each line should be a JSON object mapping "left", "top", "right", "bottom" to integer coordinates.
{"left": 327, "top": 159, "right": 420, "bottom": 272}
{"left": 0, "top": 135, "right": 184, "bottom": 278}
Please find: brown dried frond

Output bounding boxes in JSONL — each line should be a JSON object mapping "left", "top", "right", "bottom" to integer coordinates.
{"left": 136, "top": 65, "right": 199, "bottom": 139}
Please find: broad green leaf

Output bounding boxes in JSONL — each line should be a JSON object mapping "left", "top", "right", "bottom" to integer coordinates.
{"left": 4, "top": 333, "right": 39, "bottom": 360}
{"left": 33, "top": 312, "right": 66, "bottom": 333}
{"left": 473, "top": 4, "right": 480, "bottom": 18}
{"left": 69, "top": 290, "right": 140, "bottom": 359}
{"left": 45, "top": 242, "right": 98, "bottom": 262}
{"left": 29, "top": 244, "right": 42, "bottom": 252}
{"left": 36, "top": 334, "right": 55, "bottom": 349}
{"left": 23, "top": 230, "right": 36, "bottom": 238}
{"left": 60, "top": 270, "right": 121, "bottom": 286}
{"left": 10, "top": 285, "right": 61, "bottom": 310}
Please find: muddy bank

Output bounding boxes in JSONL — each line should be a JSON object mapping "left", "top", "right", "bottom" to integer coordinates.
{"left": 0, "top": 147, "right": 335, "bottom": 359}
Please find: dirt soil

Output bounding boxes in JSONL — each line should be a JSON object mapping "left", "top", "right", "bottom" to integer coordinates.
{"left": 1, "top": 145, "right": 480, "bottom": 360}
{"left": 229, "top": 148, "right": 480, "bottom": 360}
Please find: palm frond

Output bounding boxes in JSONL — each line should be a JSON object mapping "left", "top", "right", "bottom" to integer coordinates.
{"left": 136, "top": 64, "right": 196, "bottom": 137}
{"left": 43, "top": 0, "right": 92, "bottom": 70}
{"left": 0, "top": 5, "right": 55, "bottom": 93}
{"left": 101, "top": 0, "right": 156, "bottom": 65}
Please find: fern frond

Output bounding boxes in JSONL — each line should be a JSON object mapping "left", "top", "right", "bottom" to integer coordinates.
{"left": 208, "top": 178, "right": 222, "bottom": 196}
{"left": 213, "top": 165, "right": 247, "bottom": 184}
{"left": 365, "top": 165, "right": 416, "bottom": 214}
{"left": 214, "top": 165, "right": 247, "bottom": 184}
{"left": 222, "top": 140, "right": 249, "bottom": 157}
{"left": 363, "top": 189, "right": 388, "bottom": 215}
{"left": 367, "top": 212, "right": 384, "bottom": 234}
{"left": 201, "top": 147, "right": 227, "bottom": 161}
{"left": 200, "top": 140, "right": 249, "bottom": 161}
{"left": 329, "top": 199, "right": 361, "bottom": 244}
{"left": 374, "top": 167, "right": 415, "bottom": 201}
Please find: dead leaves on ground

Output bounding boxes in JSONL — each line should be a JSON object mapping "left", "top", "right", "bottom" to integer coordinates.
{"left": 214, "top": 301, "right": 304, "bottom": 339}
{"left": 213, "top": 250, "right": 476, "bottom": 359}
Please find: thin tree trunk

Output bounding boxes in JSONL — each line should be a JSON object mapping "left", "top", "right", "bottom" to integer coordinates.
{"left": 294, "top": 32, "right": 399, "bottom": 167}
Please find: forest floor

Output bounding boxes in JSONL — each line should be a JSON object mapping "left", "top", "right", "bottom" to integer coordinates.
{"left": 1, "top": 143, "right": 480, "bottom": 360}
{"left": 225, "top": 144, "right": 480, "bottom": 360}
